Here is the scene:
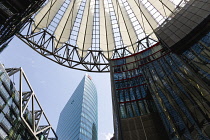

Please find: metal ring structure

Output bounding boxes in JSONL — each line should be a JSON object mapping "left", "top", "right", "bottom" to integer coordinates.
{"left": 17, "top": 0, "right": 189, "bottom": 72}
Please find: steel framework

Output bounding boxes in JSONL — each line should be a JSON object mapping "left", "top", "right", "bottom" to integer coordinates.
{"left": 16, "top": 0, "right": 189, "bottom": 72}
{"left": 6, "top": 67, "right": 58, "bottom": 140}
{"left": 17, "top": 26, "right": 157, "bottom": 72}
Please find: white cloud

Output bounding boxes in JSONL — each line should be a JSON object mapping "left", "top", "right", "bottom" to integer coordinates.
{"left": 101, "top": 132, "right": 113, "bottom": 140}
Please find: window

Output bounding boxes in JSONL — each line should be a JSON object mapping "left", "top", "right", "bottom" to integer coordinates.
{"left": 0, "top": 126, "right": 8, "bottom": 139}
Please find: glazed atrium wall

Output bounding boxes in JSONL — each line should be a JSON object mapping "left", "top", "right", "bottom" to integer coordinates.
{"left": 110, "top": 33, "right": 210, "bottom": 139}
{"left": 56, "top": 74, "right": 98, "bottom": 140}
{"left": 0, "top": 64, "right": 57, "bottom": 140}
{"left": 110, "top": 0, "right": 210, "bottom": 139}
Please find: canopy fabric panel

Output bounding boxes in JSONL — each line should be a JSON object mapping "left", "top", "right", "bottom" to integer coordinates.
{"left": 32, "top": 0, "right": 65, "bottom": 33}
{"left": 113, "top": 0, "right": 138, "bottom": 53}
{"left": 147, "top": 0, "right": 175, "bottom": 16}
{"left": 32, "top": 0, "right": 178, "bottom": 58}
{"left": 99, "top": 1, "right": 115, "bottom": 58}
{"left": 54, "top": 0, "right": 82, "bottom": 49}
{"left": 77, "top": 0, "right": 94, "bottom": 57}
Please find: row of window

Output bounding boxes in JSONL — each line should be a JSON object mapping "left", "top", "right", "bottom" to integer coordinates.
{"left": 82, "top": 101, "right": 97, "bottom": 122}
{"left": 115, "top": 76, "right": 146, "bottom": 89}
{"left": 114, "top": 69, "right": 143, "bottom": 81}
{"left": 116, "top": 85, "right": 148, "bottom": 103}
{"left": 119, "top": 99, "right": 156, "bottom": 118}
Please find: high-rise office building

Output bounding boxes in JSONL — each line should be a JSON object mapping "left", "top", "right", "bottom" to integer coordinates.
{"left": 56, "top": 74, "right": 98, "bottom": 140}
{"left": 0, "top": 64, "right": 57, "bottom": 140}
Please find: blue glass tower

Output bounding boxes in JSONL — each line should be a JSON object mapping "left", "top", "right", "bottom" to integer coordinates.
{"left": 56, "top": 74, "right": 98, "bottom": 140}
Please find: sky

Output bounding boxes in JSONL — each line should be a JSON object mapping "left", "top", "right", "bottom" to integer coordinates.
{"left": 0, "top": 37, "right": 114, "bottom": 140}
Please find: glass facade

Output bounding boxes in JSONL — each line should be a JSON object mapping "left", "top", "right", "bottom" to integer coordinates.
{"left": 0, "top": 67, "right": 30, "bottom": 140}
{"left": 56, "top": 74, "right": 98, "bottom": 140}
{"left": 181, "top": 32, "right": 210, "bottom": 86}
{"left": 0, "top": 64, "right": 57, "bottom": 140}
{"left": 110, "top": 32, "right": 210, "bottom": 140}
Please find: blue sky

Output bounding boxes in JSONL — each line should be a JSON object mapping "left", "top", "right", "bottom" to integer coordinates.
{"left": 0, "top": 37, "right": 114, "bottom": 140}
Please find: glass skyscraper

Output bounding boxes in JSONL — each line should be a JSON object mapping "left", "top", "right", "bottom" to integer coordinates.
{"left": 56, "top": 74, "right": 98, "bottom": 140}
